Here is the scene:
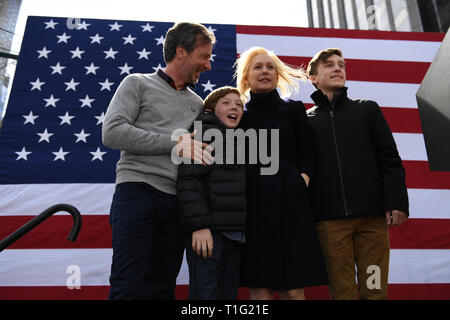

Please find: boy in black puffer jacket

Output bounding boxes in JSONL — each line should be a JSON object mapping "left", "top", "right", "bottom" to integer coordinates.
{"left": 177, "top": 86, "right": 246, "bottom": 300}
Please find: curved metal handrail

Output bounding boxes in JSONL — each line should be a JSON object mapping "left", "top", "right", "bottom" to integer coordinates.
{"left": 0, "top": 204, "right": 82, "bottom": 253}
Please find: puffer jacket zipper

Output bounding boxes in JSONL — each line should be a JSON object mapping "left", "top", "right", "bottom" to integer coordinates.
{"left": 329, "top": 100, "right": 349, "bottom": 216}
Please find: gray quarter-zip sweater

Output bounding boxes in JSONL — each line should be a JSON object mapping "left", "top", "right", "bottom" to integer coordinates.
{"left": 102, "top": 72, "right": 203, "bottom": 194}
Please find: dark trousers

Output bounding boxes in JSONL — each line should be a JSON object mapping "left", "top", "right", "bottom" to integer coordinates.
{"left": 186, "top": 231, "right": 241, "bottom": 300}
{"left": 108, "top": 182, "right": 184, "bottom": 300}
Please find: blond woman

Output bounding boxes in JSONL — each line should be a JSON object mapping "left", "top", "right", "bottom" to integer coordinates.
{"left": 235, "top": 47, "right": 328, "bottom": 300}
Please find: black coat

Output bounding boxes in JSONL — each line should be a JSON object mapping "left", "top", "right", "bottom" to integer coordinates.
{"left": 239, "top": 90, "right": 328, "bottom": 290}
{"left": 307, "top": 87, "right": 409, "bottom": 222}
{"left": 177, "top": 111, "right": 246, "bottom": 232}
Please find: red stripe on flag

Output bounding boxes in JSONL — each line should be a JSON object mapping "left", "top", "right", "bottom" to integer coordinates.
{"left": 390, "top": 219, "right": 450, "bottom": 249}
{"left": 236, "top": 25, "right": 445, "bottom": 42}
{"left": 0, "top": 286, "right": 110, "bottom": 300}
{"left": 0, "top": 215, "right": 111, "bottom": 249}
{"left": 380, "top": 107, "right": 422, "bottom": 133}
{"left": 404, "top": 161, "right": 450, "bottom": 189}
{"left": 279, "top": 56, "right": 430, "bottom": 84}
{"left": 304, "top": 104, "right": 422, "bottom": 134}
{"left": 1, "top": 284, "right": 449, "bottom": 300}
{"left": 2, "top": 215, "right": 450, "bottom": 250}
{"left": 387, "top": 283, "right": 450, "bottom": 300}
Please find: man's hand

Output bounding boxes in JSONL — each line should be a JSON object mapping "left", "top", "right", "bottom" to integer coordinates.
{"left": 192, "top": 228, "right": 213, "bottom": 258}
{"left": 385, "top": 210, "right": 408, "bottom": 227}
{"left": 176, "top": 130, "right": 214, "bottom": 165}
{"left": 301, "top": 173, "right": 310, "bottom": 187}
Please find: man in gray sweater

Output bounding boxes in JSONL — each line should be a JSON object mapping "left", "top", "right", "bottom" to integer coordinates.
{"left": 102, "top": 22, "right": 215, "bottom": 299}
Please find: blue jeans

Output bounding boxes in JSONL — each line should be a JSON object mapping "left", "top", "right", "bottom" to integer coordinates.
{"left": 186, "top": 231, "right": 241, "bottom": 300}
{"left": 108, "top": 182, "right": 184, "bottom": 300}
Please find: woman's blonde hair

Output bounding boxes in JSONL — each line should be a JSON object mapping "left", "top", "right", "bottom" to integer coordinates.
{"left": 234, "top": 46, "right": 307, "bottom": 101}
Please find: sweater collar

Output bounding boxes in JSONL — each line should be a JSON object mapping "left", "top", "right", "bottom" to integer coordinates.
{"left": 157, "top": 68, "right": 196, "bottom": 90}
{"left": 246, "top": 89, "right": 281, "bottom": 111}
{"left": 311, "top": 86, "right": 348, "bottom": 109}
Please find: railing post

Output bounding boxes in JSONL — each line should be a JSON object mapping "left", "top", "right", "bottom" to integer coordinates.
{"left": 0, "top": 204, "right": 82, "bottom": 253}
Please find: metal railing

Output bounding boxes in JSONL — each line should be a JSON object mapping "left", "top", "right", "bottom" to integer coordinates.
{"left": 0, "top": 204, "right": 82, "bottom": 253}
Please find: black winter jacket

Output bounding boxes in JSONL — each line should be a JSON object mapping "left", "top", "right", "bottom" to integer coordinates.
{"left": 306, "top": 87, "right": 409, "bottom": 222}
{"left": 238, "top": 89, "right": 328, "bottom": 289}
{"left": 177, "top": 111, "right": 246, "bottom": 232}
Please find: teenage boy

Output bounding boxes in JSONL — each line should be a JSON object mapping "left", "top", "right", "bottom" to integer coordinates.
{"left": 306, "top": 48, "right": 409, "bottom": 300}
{"left": 177, "top": 86, "right": 246, "bottom": 300}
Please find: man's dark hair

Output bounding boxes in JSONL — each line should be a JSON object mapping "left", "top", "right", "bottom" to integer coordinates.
{"left": 163, "top": 22, "right": 216, "bottom": 63}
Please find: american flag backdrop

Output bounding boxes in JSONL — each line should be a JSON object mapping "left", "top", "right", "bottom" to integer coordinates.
{"left": 0, "top": 16, "right": 449, "bottom": 300}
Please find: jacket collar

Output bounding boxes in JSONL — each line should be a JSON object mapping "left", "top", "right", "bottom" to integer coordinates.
{"left": 196, "top": 110, "right": 227, "bottom": 130}
{"left": 246, "top": 89, "right": 281, "bottom": 111}
{"left": 311, "top": 86, "right": 348, "bottom": 110}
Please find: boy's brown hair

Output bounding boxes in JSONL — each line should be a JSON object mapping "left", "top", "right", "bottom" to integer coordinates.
{"left": 307, "top": 48, "right": 343, "bottom": 77}
{"left": 203, "top": 86, "right": 242, "bottom": 113}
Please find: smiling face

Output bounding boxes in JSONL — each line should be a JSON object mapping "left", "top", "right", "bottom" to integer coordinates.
{"left": 213, "top": 92, "right": 244, "bottom": 128}
{"left": 246, "top": 52, "right": 279, "bottom": 94}
{"left": 179, "top": 37, "right": 213, "bottom": 84}
{"left": 309, "top": 54, "right": 346, "bottom": 92}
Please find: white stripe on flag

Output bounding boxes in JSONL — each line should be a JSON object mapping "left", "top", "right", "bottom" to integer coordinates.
{"left": 2, "top": 186, "right": 450, "bottom": 219}
{"left": 236, "top": 34, "right": 441, "bottom": 62}
{"left": 2, "top": 248, "right": 449, "bottom": 286}
{"left": 295, "top": 80, "right": 419, "bottom": 109}
{"left": 0, "top": 183, "right": 115, "bottom": 216}
{"left": 0, "top": 249, "right": 112, "bottom": 286}
{"left": 408, "top": 189, "right": 450, "bottom": 219}
{"left": 0, "top": 249, "right": 189, "bottom": 286}
{"left": 393, "top": 133, "right": 428, "bottom": 161}
{"left": 389, "top": 249, "right": 450, "bottom": 284}
{"left": 2, "top": 185, "right": 450, "bottom": 221}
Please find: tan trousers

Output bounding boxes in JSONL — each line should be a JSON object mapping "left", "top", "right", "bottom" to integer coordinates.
{"left": 315, "top": 216, "right": 390, "bottom": 300}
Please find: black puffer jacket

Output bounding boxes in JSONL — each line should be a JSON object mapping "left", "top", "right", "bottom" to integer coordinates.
{"left": 177, "top": 111, "right": 246, "bottom": 232}
{"left": 307, "top": 87, "right": 409, "bottom": 222}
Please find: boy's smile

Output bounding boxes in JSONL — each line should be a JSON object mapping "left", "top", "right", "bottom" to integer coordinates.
{"left": 213, "top": 93, "right": 244, "bottom": 128}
